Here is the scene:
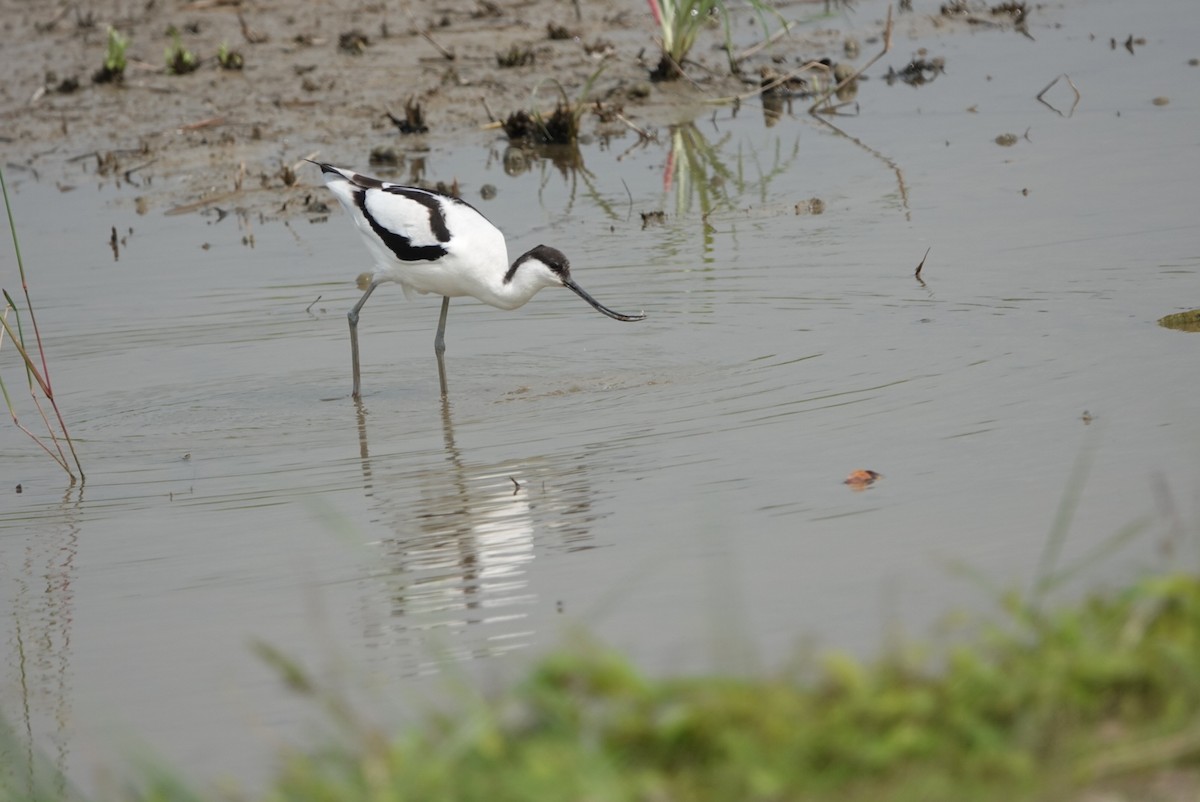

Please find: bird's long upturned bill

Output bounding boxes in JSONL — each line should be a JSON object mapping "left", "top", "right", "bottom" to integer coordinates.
{"left": 563, "top": 277, "right": 645, "bottom": 322}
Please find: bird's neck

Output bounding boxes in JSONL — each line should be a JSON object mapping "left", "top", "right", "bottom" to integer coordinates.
{"left": 490, "top": 255, "right": 555, "bottom": 310}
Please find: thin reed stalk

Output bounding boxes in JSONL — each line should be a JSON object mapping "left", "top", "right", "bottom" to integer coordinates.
{"left": 0, "top": 167, "right": 84, "bottom": 482}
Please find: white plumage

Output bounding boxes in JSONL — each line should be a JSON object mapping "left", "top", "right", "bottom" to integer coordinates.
{"left": 312, "top": 162, "right": 644, "bottom": 397}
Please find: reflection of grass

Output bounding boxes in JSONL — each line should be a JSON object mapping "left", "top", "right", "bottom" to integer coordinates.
{"left": 664, "top": 122, "right": 800, "bottom": 219}
{"left": 0, "top": 167, "right": 84, "bottom": 482}
{"left": 6, "top": 569, "right": 1199, "bottom": 800}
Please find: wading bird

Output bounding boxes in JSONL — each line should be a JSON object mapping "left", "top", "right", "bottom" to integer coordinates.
{"left": 312, "top": 161, "right": 645, "bottom": 397}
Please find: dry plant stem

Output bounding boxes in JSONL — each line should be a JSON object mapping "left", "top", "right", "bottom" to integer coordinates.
{"left": 733, "top": 19, "right": 795, "bottom": 64}
{"left": 1, "top": 168, "right": 84, "bottom": 480}
{"left": 1075, "top": 722, "right": 1200, "bottom": 781}
{"left": 915, "top": 247, "right": 930, "bottom": 279}
{"left": 809, "top": 4, "right": 893, "bottom": 114}
{"left": 705, "top": 60, "right": 828, "bottom": 105}
{"left": 0, "top": 313, "right": 73, "bottom": 474}
{"left": 419, "top": 29, "right": 455, "bottom": 59}
{"left": 615, "top": 112, "right": 653, "bottom": 141}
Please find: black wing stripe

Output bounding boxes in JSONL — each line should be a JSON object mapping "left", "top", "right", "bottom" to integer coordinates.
{"left": 354, "top": 189, "right": 447, "bottom": 262}
{"left": 380, "top": 186, "right": 452, "bottom": 243}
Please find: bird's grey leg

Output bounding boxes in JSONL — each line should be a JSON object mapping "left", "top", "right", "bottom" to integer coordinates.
{"left": 434, "top": 296, "right": 450, "bottom": 398}
{"left": 348, "top": 280, "right": 381, "bottom": 398}
{"left": 434, "top": 296, "right": 450, "bottom": 355}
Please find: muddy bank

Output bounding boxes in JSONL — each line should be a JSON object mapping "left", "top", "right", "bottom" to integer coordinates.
{"left": 1, "top": 0, "right": 829, "bottom": 215}
{"left": 1, "top": 1, "right": 1063, "bottom": 219}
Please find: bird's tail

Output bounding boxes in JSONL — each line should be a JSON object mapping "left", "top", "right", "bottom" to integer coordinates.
{"left": 306, "top": 159, "right": 347, "bottom": 179}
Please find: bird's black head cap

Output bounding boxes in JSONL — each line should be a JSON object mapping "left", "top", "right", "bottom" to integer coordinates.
{"left": 506, "top": 244, "right": 570, "bottom": 283}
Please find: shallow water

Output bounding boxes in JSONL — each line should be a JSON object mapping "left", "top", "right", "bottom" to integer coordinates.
{"left": 3, "top": 0, "right": 1199, "bottom": 790}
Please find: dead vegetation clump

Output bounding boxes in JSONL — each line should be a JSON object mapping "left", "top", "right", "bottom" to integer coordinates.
{"left": 502, "top": 104, "right": 578, "bottom": 145}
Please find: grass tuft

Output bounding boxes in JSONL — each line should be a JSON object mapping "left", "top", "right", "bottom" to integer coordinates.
{"left": 93, "top": 26, "right": 128, "bottom": 83}
{"left": 165, "top": 31, "right": 199, "bottom": 75}
{"left": 8, "top": 570, "right": 1198, "bottom": 800}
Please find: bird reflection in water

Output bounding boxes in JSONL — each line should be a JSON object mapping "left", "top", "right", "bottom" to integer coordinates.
{"left": 352, "top": 380, "right": 605, "bottom": 676}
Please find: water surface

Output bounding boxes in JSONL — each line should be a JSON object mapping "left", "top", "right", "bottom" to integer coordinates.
{"left": 2, "top": 0, "right": 1199, "bottom": 789}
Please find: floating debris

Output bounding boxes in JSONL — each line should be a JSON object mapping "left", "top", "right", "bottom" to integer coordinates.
{"left": 1158, "top": 309, "right": 1200, "bottom": 333}
{"left": 794, "top": 198, "right": 825, "bottom": 215}
{"left": 994, "top": 132, "right": 1018, "bottom": 146}
{"left": 640, "top": 210, "right": 666, "bottom": 228}
{"left": 885, "top": 56, "right": 945, "bottom": 86}
{"left": 844, "top": 469, "right": 882, "bottom": 490}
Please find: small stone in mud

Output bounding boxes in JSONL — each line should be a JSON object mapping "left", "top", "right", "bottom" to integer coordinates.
{"left": 46, "top": 71, "right": 80, "bottom": 93}
{"left": 995, "top": 132, "right": 1018, "bottom": 146}
{"left": 584, "top": 39, "right": 614, "bottom": 57}
{"left": 338, "top": 30, "right": 369, "bottom": 54}
{"left": 1151, "top": 96, "right": 1169, "bottom": 106}
{"left": 473, "top": 0, "right": 503, "bottom": 18}
{"left": 503, "top": 146, "right": 532, "bottom": 175}
{"left": 795, "top": 198, "right": 825, "bottom": 215}
{"left": 1189, "top": 58, "right": 1199, "bottom": 67}
{"left": 626, "top": 83, "right": 651, "bottom": 100}
{"left": 480, "top": 184, "right": 497, "bottom": 200}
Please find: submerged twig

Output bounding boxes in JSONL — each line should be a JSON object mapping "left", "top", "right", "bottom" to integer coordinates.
{"left": 415, "top": 24, "right": 454, "bottom": 60}
{"left": 615, "top": 112, "right": 654, "bottom": 142}
{"left": 915, "top": 247, "right": 930, "bottom": 280}
{"left": 1036, "top": 73, "right": 1081, "bottom": 118}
